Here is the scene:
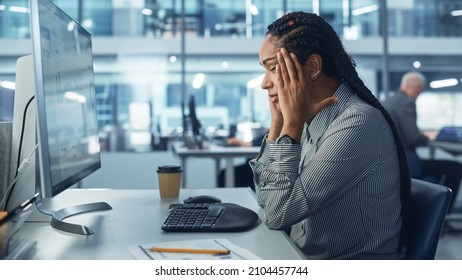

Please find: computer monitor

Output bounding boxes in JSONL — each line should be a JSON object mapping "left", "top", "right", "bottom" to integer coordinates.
{"left": 188, "top": 95, "right": 202, "bottom": 138}
{"left": 434, "top": 126, "right": 462, "bottom": 143}
{"left": 6, "top": 0, "right": 111, "bottom": 235}
{"left": 184, "top": 95, "right": 204, "bottom": 148}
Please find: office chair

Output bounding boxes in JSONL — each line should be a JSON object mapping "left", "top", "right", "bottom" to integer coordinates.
{"left": 406, "top": 179, "right": 452, "bottom": 260}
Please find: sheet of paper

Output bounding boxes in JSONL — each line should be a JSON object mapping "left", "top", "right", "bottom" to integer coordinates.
{"left": 129, "top": 238, "right": 261, "bottom": 260}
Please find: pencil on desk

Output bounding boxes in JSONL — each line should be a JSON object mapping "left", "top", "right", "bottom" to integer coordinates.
{"left": 148, "top": 247, "right": 230, "bottom": 255}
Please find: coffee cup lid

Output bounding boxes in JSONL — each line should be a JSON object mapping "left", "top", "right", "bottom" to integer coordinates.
{"left": 157, "top": 165, "right": 182, "bottom": 173}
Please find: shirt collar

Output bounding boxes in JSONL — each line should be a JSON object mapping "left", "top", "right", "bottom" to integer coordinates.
{"left": 307, "top": 82, "right": 354, "bottom": 141}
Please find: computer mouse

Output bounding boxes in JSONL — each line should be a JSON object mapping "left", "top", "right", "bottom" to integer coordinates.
{"left": 183, "top": 195, "right": 222, "bottom": 204}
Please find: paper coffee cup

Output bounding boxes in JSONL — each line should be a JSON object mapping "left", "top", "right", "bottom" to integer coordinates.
{"left": 157, "top": 165, "right": 182, "bottom": 199}
{"left": 0, "top": 211, "right": 8, "bottom": 258}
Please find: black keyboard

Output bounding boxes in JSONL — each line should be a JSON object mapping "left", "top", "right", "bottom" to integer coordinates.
{"left": 162, "top": 203, "right": 224, "bottom": 232}
{"left": 161, "top": 203, "right": 260, "bottom": 232}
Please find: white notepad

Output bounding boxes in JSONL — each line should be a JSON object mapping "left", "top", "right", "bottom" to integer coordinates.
{"left": 129, "top": 238, "right": 261, "bottom": 260}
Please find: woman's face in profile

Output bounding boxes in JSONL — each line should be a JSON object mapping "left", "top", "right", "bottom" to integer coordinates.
{"left": 259, "top": 35, "right": 281, "bottom": 110}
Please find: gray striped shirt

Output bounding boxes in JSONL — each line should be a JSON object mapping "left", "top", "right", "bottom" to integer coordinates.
{"left": 249, "top": 83, "right": 404, "bottom": 260}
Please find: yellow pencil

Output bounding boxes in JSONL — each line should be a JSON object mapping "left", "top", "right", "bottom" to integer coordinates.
{"left": 148, "top": 247, "right": 230, "bottom": 255}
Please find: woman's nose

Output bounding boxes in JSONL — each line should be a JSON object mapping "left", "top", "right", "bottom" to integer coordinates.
{"left": 261, "top": 75, "right": 272, "bottom": 90}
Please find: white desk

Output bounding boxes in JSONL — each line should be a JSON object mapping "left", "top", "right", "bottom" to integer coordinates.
{"left": 17, "top": 188, "right": 305, "bottom": 260}
{"left": 172, "top": 142, "right": 260, "bottom": 188}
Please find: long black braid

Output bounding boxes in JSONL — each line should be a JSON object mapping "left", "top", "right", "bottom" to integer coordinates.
{"left": 267, "top": 11, "right": 411, "bottom": 255}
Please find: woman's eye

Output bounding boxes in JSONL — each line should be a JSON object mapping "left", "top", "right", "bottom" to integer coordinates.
{"left": 269, "top": 66, "right": 276, "bottom": 72}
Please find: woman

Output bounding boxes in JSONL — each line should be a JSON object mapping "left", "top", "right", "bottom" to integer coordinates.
{"left": 249, "top": 11, "right": 410, "bottom": 260}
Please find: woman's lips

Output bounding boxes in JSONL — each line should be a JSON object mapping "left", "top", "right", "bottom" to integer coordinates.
{"left": 270, "top": 95, "right": 278, "bottom": 103}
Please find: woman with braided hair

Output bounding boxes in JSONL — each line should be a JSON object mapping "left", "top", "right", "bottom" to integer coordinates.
{"left": 249, "top": 11, "right": 410, "bottom": 260}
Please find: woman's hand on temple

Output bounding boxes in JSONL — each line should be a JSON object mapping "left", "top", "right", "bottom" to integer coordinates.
{"left": 276, "top": 48, "right": 337, "bottom": 138}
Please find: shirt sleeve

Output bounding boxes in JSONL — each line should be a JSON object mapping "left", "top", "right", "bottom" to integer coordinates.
{"left": 250, "top": 111, "right": 388, "bottom": 230}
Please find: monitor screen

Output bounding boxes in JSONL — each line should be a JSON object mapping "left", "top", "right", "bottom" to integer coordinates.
{"left": 31, "top": 0, "right": 101, "bottom": 198}
{"left": 435, "top": 126, "right": 462, "bottom": 143}
{"left": 6, "top": 0, "right": 110, "bottom": 235}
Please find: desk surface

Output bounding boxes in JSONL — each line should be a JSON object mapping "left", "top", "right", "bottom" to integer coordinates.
{"left": 18, "top": 188, "right": 305, "bottom": 260}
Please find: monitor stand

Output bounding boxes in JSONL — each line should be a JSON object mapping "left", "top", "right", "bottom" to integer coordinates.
{"left": 34, "top": 180, "right": 112, "bottom": 236}
{"left": 45, "top": 202, "right": 112, "bottom": 235}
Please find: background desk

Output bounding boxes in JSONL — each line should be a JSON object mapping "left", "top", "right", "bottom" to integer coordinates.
{"left": 172, "top": 142, "right": 260, "bottom": 188}
{"left": 427, "top": 141, "right": 462, "bottom": 222}
{"left": 17, "top": 188, "right": 305, "bottom": 260}
{"left": 429, "top": 141, "right": 462, "bottom": 158}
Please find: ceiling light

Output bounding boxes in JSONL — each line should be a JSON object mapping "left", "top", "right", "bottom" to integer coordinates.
{"left": 429, "top": 78, "right": 458, "bottom": 89}
{"left": 169, "top": 55, "right": 177, "bottom": 63}
{"left": 451, "top": 10, "right": 462, "bottom": 16}
{"left": 0, "top": 80, "right": 15, "bottom": 90}
{"left": 82, "top": 19, "right": 94, "bottom": 29}
{"left": 352, "top": 5, "right": 378, "bottom": 16}
{"left": 249, "top": 4, "right": 259, "bottom": 16}
{"left": 192, "top": 73, "right": 205, "bottom": 89}
{"left": 141, "top": 8, "right": 153, "bottom": 16}
{"left": 8, "top": 6, "right": 29, "bottom": 13}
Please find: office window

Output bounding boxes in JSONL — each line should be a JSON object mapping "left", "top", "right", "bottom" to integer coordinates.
{"left": 199, "top": 0, "right": 246, "bottom": 37}
{"left": 417, "top": 92, "right": 462, "bottom": 130}
{"left": 53, "top": 0, "right": 79, "bottom": 20}
{"left": 143, "top": 0, "right": 177, "bottom": 37}
{"left": 0, "top": 87, "right": 14, "bottom": 121}
{"left": 0, "top": 0, "right": 29, "bottom": 38}
{"left": 287, "top": 0, "right": 312, "bottom": 12}
{"left": 348, "top": 0, "right": 380, "bottom": 38}
{"left": 81, "top": 0, "right": 112, "bottom": 36}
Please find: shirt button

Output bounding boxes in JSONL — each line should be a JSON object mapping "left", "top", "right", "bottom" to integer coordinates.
{"left": 309, "top": 139, "right": 314, "bottom": 144}
{"left": 269, "top": 157, "right": 275, "bottom": 163}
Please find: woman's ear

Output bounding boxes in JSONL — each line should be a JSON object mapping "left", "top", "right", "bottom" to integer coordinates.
{"left": 307, "top": 54, "right": 322, "bottom": 80}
